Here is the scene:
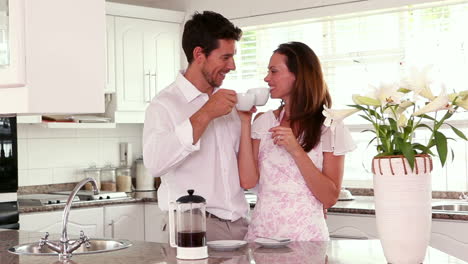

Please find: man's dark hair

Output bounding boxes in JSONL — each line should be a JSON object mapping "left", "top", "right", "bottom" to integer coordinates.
{"left": 182, "top": 11, "right": 242, "bottom": 64}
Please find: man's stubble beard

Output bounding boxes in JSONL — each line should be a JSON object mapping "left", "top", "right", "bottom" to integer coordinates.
{"left": 201, "top": 66, "right": 221, "bottom": 88}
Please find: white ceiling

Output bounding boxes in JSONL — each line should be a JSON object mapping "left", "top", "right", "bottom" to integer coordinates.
{"left": 107, "top": 0, "right": 187, "bottom": 11}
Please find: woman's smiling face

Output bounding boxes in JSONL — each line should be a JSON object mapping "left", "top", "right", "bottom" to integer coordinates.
{"left": 264, "top": 52, "right": 296, "bottom": 103}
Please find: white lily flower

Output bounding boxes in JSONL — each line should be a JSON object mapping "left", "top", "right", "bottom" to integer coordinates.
{"left": 384, "top": 100, "right": 414, "bottom": 120}
{"left": 456, "top": 99, "right": 468, "bottom": 110}
{"left": 397, "top": 114, "right": 408, "bottom": 128}
{"left": 449, "top": 90, "right": 468, "bottom": 110}
{"left": 322, "top": 105, "right": 359, "bottom": 130}
{"left": 400, "top": 65, "right": 436, "bottom": 100}
{"left": 396, "top": 100, "right": 414, "bottom": 115}
{"left": 413, "top": 89, "right": 450, "bottom": 116}
{"left": 372, "top": 81, "right": 403, "bottom": 106}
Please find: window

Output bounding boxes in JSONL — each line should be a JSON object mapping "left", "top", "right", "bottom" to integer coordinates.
{"left": 224, "top": 0, "right": 468, "bottom": 189}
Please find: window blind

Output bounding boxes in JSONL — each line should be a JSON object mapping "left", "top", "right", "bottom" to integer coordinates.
{"left": 224, "top": 0, "right": 468, "bottom": 122}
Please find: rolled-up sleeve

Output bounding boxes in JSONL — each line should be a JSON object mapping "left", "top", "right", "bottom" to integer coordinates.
{"left": 143, "top": 101, "right": 200, "bottom": 178}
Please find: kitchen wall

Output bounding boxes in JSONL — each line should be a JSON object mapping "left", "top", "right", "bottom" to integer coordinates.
{"left": 17, "top": 124, "right": 143, "bottom": 186}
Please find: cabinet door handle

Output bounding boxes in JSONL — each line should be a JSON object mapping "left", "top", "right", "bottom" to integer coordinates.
{"left": 329, "top": 234, "right": 368, "bottom": 240}
{"left": 108, "top": 220, "right": 115, "bottom": 238}
{"left": 151, "top": 73, "right": 158, "bottom": 99}
{"left": 145, "top": 71, "right": 151, "bottom": 102}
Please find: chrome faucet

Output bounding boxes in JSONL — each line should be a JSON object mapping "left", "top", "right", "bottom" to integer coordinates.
{"left": 39, "top": 177, "right": 99, "bottom": 261}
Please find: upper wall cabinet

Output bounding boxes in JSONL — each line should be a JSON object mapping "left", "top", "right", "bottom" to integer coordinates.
{"left": 0, "top": 0, "right": 26, "bottom": 89}
{"left": 0, "top": 0, "right": 106, "bottom": 114}
{"left": 115, "top": 17, "right": 180, "bottom": 112}
{"left": 105, "top": 15, "right": 116, "bottom": 94}
{"left": 105, "top": 3, "right": 183, "bottom": 123}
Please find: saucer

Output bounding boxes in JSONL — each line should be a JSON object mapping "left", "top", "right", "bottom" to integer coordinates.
{"left": 207, "top": 240, "right": 247, "bottom": 251}
{"left": 254, "top": 237, "right": 291, "bottom": 248}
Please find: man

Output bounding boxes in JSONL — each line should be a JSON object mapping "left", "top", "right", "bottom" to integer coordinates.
{"left": 143, "top": 11, "right": 249, "bottom": 241}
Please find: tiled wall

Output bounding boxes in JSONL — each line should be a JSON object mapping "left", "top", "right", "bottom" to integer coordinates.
{"left": 17, "top": 124, "right": 143, "bottom": 186}
{"left": 344, "top": 127, "right": 468, "bottom": 191}
{"left": 16, "top": 121, "right": 467, "bottom": 191}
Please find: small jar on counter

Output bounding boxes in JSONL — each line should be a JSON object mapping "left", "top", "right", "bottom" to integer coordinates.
{"left": 84, "top": 165, "right": 101, "bottom": 191}
{"left": 116, "top": 166, "right": 132, "bottom": 192}
{"left": 100, "top": 165, "right": 117, "bottom": 192}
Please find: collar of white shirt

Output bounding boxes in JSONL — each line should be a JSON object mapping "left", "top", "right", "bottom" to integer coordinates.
{"left": 176, "top": 71, "right": 221, "bottom": 103}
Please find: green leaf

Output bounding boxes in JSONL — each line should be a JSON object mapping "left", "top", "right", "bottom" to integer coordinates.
{"left": 396, "top": 138, "right": 414, "bottom": 169}
{"left": 419, "top": 114, "right": 437, "bottom": 122}
{"left": 348, "top": 104, "right": 367, "bottom": 111}
{"left": 415, "top": 124, "right": 433, "bottom": 132}
{"left": 400, "top": 141, "right": 416, "bottom": 170}
{"left": 368, "top": 108, "right": 382, "bottom": 119}
{"left": 366, "top": 137, "right": 377, "bottom": 149}
{"left": 448, "top": 124, "right": 468, "bottom": 141}
{"left": 412, "top": 143, "right": 428, "bottom": 153}
{"left": 361, "top": 129, "right": 376, "bottom": 134}
{"left": 434, "top": 131, "right": 448, "bottom": 167}
{"left": 388, "top": 118, "right": 398, "bottom": 132}
{"left": 358, "top": 114, "right": 374, "bottom": 123}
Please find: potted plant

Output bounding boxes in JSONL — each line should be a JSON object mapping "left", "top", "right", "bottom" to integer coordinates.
{"left": 323, "top": 64, "right": 468, "bottom": 263}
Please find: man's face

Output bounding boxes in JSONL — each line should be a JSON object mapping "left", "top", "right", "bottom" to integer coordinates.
{"left": 201, "top": 39, "right": 236, "bottom": 88}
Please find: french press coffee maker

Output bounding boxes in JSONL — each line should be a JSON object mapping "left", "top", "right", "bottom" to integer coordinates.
{"left": 169, "top": 189, "right": 208, "bottom": 259}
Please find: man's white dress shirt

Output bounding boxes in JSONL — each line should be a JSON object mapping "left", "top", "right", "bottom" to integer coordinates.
{"left": 143, "top": 73, "right": 248, "bottom": 221}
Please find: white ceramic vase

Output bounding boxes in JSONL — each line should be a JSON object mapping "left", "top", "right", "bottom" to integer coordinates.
{"left": 372, "top": 155, "right": 432, "bottom": 264}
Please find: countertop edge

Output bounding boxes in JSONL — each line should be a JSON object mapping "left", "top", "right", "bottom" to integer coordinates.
{"left": 19, "top": 196, "right": 158, "bottom": 213}
{"left": 19, "top": 195, "right": 468, "bottom": 221}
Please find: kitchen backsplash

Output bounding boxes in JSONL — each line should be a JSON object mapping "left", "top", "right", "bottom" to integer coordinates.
{"left": 17, "top": 124, "right": 143, "bottom": 186}
{"left": 15, "top": 122, "right": 468, "bottom": 191}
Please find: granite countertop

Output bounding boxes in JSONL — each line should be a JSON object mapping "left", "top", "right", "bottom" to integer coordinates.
{"left": 18, "top": 191, "right": 158, "bottom": 213}
{"left": 19, "top": 192, "right": 468, "bottom": 221}
{"left": 0, "top": 229, "right": 465, "bottom": 264}
{"left": 329, "top": 196, "right": 468, "bottom": 221}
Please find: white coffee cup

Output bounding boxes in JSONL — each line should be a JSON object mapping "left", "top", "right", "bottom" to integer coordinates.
{"left": 236, "top": 92, "right": 256, "bottom": 111}
{"left": 247, "top": 87, "right": 270, "bottom": 106}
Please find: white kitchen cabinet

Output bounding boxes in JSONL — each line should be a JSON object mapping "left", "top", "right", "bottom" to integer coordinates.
{"left": 144, "top": 203, "right": 168, "bottom": 243}
{"left": 107, "top": 16, "right": 180, "bottom": 123}
{"left": 326, "top": 213, "right": 378, "bottom": 240}
{"left": 430, "top": 219, "right": 468, "bottom": 262}
{"left": 0, "top": 0, "right": 26, "bottom": 88}
{"left": 104, "top": 204, "right": 145, "bottom": 241}
{"left": 0, "top": 0, "right": 106, "bottom": 114}
{"left": 19, "top": 207, "right": 104, "bottom": 237}
{"left": 104, "top": 2, "right": 183, "bottom": 123}
{"left": 105, "top": 15, "right": 116, "bottom": 94}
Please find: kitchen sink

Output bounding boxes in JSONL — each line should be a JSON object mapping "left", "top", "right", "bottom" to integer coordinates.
{"left": 8, "top": 238, "right": 132, "bottom": 256}
{"left": 432, "top": 202, "right": 468, "bottom": 213}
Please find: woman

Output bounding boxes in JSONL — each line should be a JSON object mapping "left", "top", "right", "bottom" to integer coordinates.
{"left": 238, "top": 42, "right": 355, "bottom": 241}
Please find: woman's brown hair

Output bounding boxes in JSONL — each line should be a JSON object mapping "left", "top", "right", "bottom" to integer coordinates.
{"left": 274, "top": 41, "right": 332, "bottom": 152}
